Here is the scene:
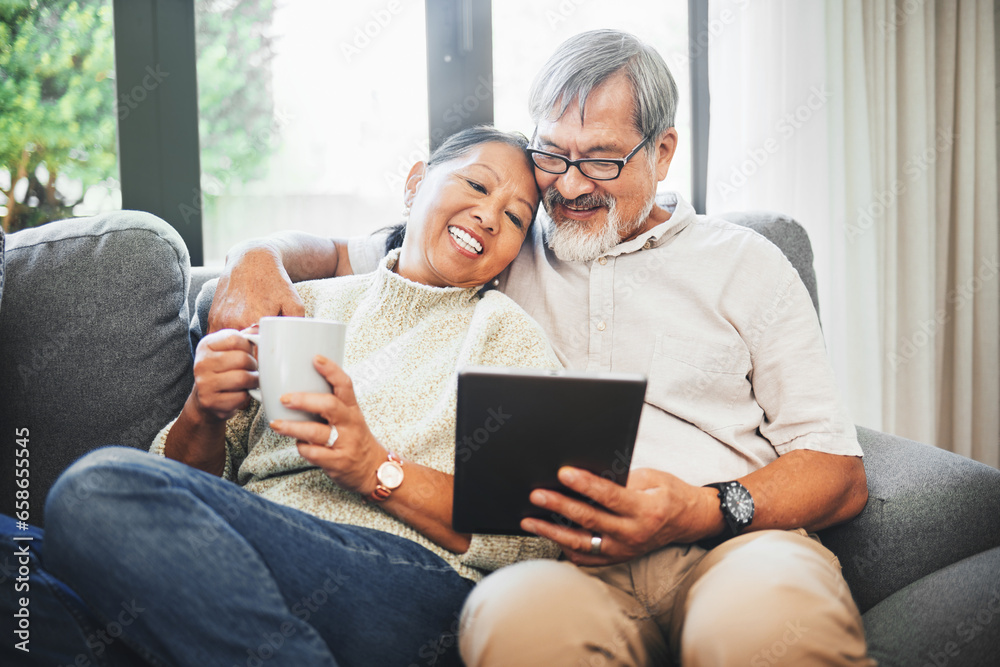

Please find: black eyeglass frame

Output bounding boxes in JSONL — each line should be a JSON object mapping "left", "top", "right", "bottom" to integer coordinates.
{"left": 526, "top": 134, "right": 652, "bottom": 181}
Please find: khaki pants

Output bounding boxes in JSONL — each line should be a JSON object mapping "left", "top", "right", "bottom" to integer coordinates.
{"left": 459, "top": 530, "right": 875, "bottom": 666}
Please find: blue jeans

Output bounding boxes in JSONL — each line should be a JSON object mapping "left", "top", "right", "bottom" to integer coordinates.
{"left": 1, "top": 514, "right": 147, "bottom": 666}
{"left": 3, "top": 446, "right": 473, "bottom": 666}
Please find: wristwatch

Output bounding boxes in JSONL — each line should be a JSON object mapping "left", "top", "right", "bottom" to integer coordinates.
{"left": 702, "top": 480, "right": 755, "bottom": 547}
{"left": 369, "top": 452, "right": 404, "bottom": 501}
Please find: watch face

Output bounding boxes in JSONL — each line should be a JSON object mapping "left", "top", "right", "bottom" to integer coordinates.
{"left": 723, "top": 484, "right": 754, "bottom": 526}
{"left": 378, "top": 461, "right": 404, "bottom": 489}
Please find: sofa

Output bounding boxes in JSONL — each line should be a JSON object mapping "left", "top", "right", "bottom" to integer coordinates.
{"left": 1, "top": 210, "right": 998, "bottom": 665}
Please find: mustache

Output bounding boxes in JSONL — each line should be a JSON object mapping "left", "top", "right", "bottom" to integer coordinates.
{"left": 543, "top": 188, "right": 615, "bottom": 212}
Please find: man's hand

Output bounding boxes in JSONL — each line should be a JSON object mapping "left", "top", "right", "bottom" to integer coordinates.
{"left": 208, "top": 244, "right": 306, "bottom": 333}
{"left": 521, "top": 467, "right": 722, "bottom": 566}
{"left": 522, "top": 450, "right": 869, "bottom": 567}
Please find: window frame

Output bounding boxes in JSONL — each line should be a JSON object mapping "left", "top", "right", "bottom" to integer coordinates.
{"left": 113, "top": 0, "right": 203, "bottom": 264}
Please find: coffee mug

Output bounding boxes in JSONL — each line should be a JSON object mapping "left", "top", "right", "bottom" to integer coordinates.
{"left": 240, "top": 316, "right": 347, "bottom": 422}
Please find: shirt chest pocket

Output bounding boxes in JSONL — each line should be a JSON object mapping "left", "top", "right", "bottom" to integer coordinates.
{"left": 645, "top": 333, "right": 752, "bottom": 432}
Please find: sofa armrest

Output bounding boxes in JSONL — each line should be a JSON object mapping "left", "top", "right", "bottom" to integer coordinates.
{"left": 188, "top": 268, "right": 221, "bottom": 348}
{"left": 0, "top": 211, "right": 194, "bottom": 525}
{"left": 817, "top": 426, "right": 1000, "bottom": 613}
{"left": 190, "top": 266, "right": 221, "bottom": 320}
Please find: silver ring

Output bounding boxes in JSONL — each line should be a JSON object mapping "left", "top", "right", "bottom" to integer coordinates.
{"left": 325, "top": 425, "right": 338, "bottom": 447}
{"left": 590, "top": 534, "right": 603, "bottom": 555}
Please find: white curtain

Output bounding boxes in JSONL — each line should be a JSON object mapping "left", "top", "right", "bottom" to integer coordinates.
{"left": 706, "top": 0, "right": 999, "bottom": 467}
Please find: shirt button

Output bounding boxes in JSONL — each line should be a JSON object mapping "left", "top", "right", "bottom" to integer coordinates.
{"left": 597, "top": 321, "right": 606, "bottom": 331}
{"left": 598, "top": 257, "right": 607, "bottom": 265}
{"left": 642, "top": 240, "right": 652, "bottom": 250}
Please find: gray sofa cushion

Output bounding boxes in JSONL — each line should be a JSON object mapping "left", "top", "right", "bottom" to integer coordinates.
{"left": 188, "top": 267, "right": 220, "bottom": 348}
{"left": 191, "top": 276, "right": 218, "bottom": 343}
{"left": 0, "top": 211, "right": 194, "bottom": 525}
{"left": 863, "top": 546, "right": 1000, "bottom": 667}
{"left": 189, "top": 266, "right": 218, "bottom": 321}
{"left": 820, "top": 426, "right": 1000, "bottom": 614}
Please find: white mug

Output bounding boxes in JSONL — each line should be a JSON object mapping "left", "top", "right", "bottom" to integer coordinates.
{"left": 240, "top": 316, "right": 347, "bottom": 422}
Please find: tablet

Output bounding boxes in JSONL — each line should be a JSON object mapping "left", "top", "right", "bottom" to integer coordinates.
{"left": 452, "top": 367, "right": 647, "bottom": 535}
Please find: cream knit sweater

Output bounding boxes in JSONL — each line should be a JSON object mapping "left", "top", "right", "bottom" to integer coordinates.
{"left": 153, "top": 249, "right": 562, "bottom": 581}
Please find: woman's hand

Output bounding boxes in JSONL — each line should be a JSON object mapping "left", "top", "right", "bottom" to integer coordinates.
{"left": 189, "top": 329, "right": 260, "bottom": 423}
{"left": 269, "top": 355, "right": 388, "bottom": 496}
{"left": 164, "top": 329, "right": 257, "bottom": 474}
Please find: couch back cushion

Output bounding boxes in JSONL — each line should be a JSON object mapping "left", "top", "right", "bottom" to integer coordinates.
{"left": 0, "top": 211, "right": 193, "bottom": 525}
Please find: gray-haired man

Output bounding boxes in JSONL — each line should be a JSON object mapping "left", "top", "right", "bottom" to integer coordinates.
{"left": 211, "top": 30, "right": 873, "bottom": 665}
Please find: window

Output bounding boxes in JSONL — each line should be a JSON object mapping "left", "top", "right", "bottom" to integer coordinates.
{"left": 105, "top": 0, "right": 707, "bottom": 264}
{"left": 195, "top": 0, "right": 429, "bottom": 265}
{"left": 0, "top": 0, "right": 120, "bottom": 234}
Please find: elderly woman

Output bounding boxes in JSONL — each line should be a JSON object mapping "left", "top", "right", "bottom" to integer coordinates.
{"left": 33, "top": 127, "right": 561, "bottom": 666}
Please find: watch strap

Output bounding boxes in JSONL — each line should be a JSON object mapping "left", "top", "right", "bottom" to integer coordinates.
{"left": 700, "top": 480, "right": 753, "bottom": 549}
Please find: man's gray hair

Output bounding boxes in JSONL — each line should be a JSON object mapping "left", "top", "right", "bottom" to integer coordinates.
{"left": 528, "top": 30, "right": 678, "bottom": 141}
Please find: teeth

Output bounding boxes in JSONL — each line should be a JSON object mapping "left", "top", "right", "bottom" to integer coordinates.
{"left": 449, "top": 226, "right": 483, "bottom": 254}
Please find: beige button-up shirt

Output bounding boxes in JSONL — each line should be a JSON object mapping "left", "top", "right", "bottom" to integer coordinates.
{"left": 349, "top": 193, "right": 861, "bottom": 485}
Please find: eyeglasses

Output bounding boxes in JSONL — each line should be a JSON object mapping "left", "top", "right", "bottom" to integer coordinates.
{"left": 526, "top": 135, "right": 650, "bottom": 181}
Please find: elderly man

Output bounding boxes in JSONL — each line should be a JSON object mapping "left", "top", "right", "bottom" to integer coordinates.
{"left": 212, "top": 30, "right": 873, "bottom": 665}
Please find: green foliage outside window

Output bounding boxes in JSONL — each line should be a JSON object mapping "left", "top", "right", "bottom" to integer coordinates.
{"left": 0, "top": 0, "right": 115, "bottom": 233}
{"left": 0, "top": 0, "right": 277, "bottom": 234}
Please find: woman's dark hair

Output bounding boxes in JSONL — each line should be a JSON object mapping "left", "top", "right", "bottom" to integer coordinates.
{"left": 382, "top": 125, "right": 532, "bottom": 254}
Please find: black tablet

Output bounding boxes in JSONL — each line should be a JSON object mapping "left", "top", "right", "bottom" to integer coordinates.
{"left": 452, "top": 367, "right": 647, "bottom": 535}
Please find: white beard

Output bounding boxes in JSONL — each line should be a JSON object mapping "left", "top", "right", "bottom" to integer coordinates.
{"left": 543, "top": 190, "right": 655, "bottom": 262}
